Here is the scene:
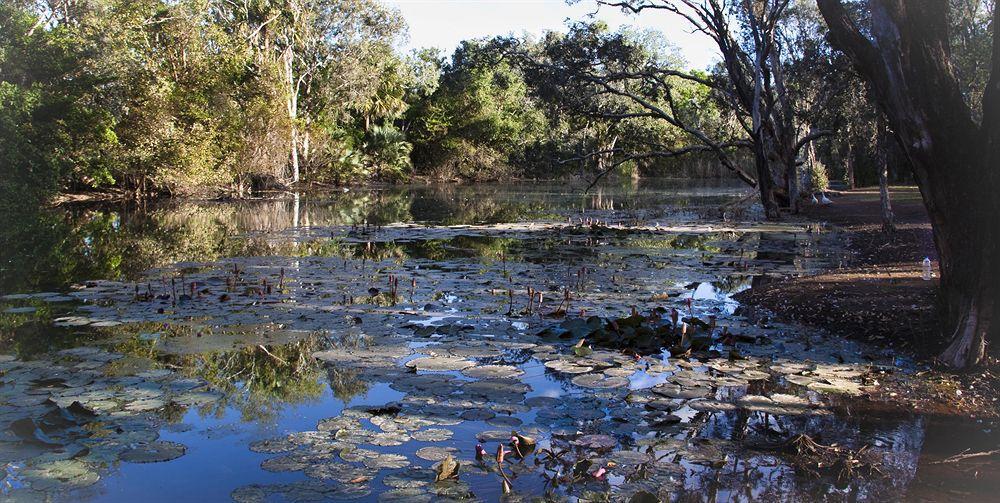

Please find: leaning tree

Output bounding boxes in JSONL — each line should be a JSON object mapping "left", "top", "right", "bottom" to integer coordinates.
{"left": 817, "top": 0, "right": 998, "bottom": 368}
{"left": 593, "top": 0, "right": 834, "bottom": 218}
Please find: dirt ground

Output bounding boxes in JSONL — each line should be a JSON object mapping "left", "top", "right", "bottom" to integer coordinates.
{"left": 735, "top": 187, "right": 998, "bottom": 419}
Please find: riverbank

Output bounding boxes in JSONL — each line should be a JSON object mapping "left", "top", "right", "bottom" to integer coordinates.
{"left": 736, "top": 187, "right": 998, "bottom": 418}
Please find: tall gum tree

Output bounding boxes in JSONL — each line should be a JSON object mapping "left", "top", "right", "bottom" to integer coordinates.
{"left": 596, "top": 0, "right": 832, "bottom": 218}
{"left": 816, "top": 0, "right": 998, "bottom": 368}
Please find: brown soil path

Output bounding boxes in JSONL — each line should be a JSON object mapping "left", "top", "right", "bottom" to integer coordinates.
{"left": 738, "top": 187, "right": 939, "bottom": 352}
{"left": 736, "top": 187, "right": 997, "bottom": 417}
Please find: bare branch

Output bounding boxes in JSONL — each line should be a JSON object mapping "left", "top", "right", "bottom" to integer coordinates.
{"left": 584, "top": 140, "right": 751, "bottom": 191}
{"left": 792, "top": 129, "right": 832, "bottom": 157}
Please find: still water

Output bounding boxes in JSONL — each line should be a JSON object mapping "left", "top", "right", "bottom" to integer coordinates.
{"left": 0, "top": 180, "right": 989, "bottom": 502}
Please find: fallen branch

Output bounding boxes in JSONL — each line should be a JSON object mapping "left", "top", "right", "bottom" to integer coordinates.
{"left": 931, "top": 448, "right": 1000, "bottom": 464}
{"left": 257, "top": 345, "right": 289, "bottom": 365}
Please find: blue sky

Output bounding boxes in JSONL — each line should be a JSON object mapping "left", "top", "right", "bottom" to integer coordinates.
{"left": 384, "top": 0, "right": 719, "bottom": 70}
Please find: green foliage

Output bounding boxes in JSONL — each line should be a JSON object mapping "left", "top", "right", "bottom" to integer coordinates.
{"left": 4, "top": 0, "right": 853, "bottom": 203}
{"left": 1, "top": 0, "right": 409, "bottom": 201}
{"left": 364, "top": 124, "right": 413, "bottom": 181}
{"left": 408, "top": 40, "right": 546, "bottom": 180}
{"left": 0, "top": 4, "right": 120, "bottom": 205}
{"left": 809, "top": 159, "right": 830, "bottom": 192}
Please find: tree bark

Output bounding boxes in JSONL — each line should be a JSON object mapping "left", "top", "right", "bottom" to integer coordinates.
{"left": 876, "top": 121, "right": 894, "bottom": 233}
{"left": 284, "top": 46, "right": 300, "bottom": 184}
{"left": 817, "top": 0, "right": 998, "bottom": 368}
{"left": 749, "top": 8, "right": 782, "bottom": 220}
{"left": 844, "top": 141, "right": 856, "bottom": 189}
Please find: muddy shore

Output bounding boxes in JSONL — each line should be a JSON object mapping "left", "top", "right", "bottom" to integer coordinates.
{"left": 734, "top": 187, "right": 1000, "bottom": 499}
{"left": 738, "top": 187, "right": 997, "bottom": 415}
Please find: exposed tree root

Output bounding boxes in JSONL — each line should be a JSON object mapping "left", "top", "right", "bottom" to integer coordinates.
{"left": 758, "top": 434, "right": 885, "bottom": 484}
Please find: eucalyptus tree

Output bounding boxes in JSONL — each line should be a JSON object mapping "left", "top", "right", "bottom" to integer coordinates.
{"left": 518, "top": 22, "right": 743, "bottom": 186}
{"left": 212, "top": 0, "right": 404, "bottom": 183}
{"left": 816, "top": 0, "right": 998, "bottom": 368}
{"left": 558, "top": 0, "right": 831, "bottom": 216}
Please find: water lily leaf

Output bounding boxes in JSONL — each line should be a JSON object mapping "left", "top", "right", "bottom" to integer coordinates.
{"left": 611, "top": 450, "right": 652, "bottom": 465}
{"left": 543, "top": 359, "right": 593, "bottom": 374}
{"left": 461, "top": 365, "right": 523, "bottom": 379}
{"left": 231, "top": 485, "right": 267, "bottom": 503}
{"left": 486, "top": 416, "right": 522, "bottom": 428}
{"left": 411, "top": 428, "right": 453, "bottom": 442}
{"left": 573, "top": 434, "right": 617, "bottom": 451}
{"left": 124, "top": 398, "right": 165, "bottom": 412}
{"left": 378, "top": 487, "right": 432, "bottom": 503}
{"left": 459, "top": 409, "right": 494, "bottom": 421}
{"left": 416, "top": 446, "right": 457, "bottom": 461}
{"left": 249, "top": 437, "right": 297, "bottom": 454}
{"left": 383, "top": 467, "right": 437, "bottom": 488}
{"left": 476, "top": 430, "right": 511, "bottom": 442}
{"left": 363, "top": 453, "right": 410, "bottom": 469}
{"left": 807, "top": 379, "right": 864, "bottom": 396}
{"left": 405, "top": 356, "right": 475, "bottom": 372}
{"left": 571, "top": 373, "right": 629, "bottom": 389}
{"left": 120, "top": 441, "right": 186, "bottom": 463}
{"left": 22, "top": 459, "right": 99, "bottom": 490}
{"left": 303, "top": 462, "right": 375, "bottom": 483}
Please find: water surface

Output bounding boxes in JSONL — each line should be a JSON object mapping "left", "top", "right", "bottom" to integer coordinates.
{"left": 0, "top": 180, "right": 984, "bottom": 502}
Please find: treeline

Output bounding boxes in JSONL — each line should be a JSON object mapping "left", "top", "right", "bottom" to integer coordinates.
{"left": 3, "top": 0, "right": 988, "bottom": 210}
{"left": 1, "top": 0, "right": 411, "bottom": 207}
{"left": 0, "top": 0, "right": 736, "bottom": 207}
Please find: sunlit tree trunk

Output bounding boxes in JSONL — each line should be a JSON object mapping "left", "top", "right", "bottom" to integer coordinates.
{"left": 284, "top": 46, "right": 300, "bottom": 184}
{"left": 844, "top": 141, "right": 856, "bottom": 189}
{"left": 876, "top": 121, "right": 895, "bottom": 233}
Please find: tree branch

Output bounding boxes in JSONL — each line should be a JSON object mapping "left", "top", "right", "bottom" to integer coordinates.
{"left": 792, "top": 129, "right": 832, "bottom": 157}
{"left": 582, "top": 140, "right": 753, "bottom": 191}
{"left": 983, "top": 1, "right": 1000, "bottom": 133}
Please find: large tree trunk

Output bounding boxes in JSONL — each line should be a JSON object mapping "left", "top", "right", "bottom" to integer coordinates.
{"left": 749, "top": 21, "right": 781, "bottom": 220}
{"left": 754, "top": 149, "right": 781, "bottom": 220}
{"left": 768, "top": 44, "right": 800, "bottom": 213}
{"left": 818, "top": 0, "right": 999, "bottom": 368}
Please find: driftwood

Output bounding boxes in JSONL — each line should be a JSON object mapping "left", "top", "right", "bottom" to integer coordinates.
{"left": 930, "top": 448, "right": 1000, "bottom": 465}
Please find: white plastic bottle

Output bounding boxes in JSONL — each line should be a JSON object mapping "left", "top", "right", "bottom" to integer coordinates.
{"left": 922, "top": 257, "right": 932, "bottom": 280}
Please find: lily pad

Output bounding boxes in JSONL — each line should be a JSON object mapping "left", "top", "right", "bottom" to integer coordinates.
{"left": 461, "top": 365, "right": 524, "bottom": 379}
{"left": 383, "top": 467, "right": 437, "bottom": 488}
{"left": 249, "top": 437, "right": 297, "bottom": 454}
{"left": 363, "top": 453, "right": 410, "bottom": 469}
{"left": 22, "top": 459, "right": 100, "bottom": 490}
{"left": 120, "top": 441, "right": 187, "bottom": 463}
{"left": 411, "top": 428, "right": 453, "bottom": 442}
{"left": 572, "top": 434, "right": 617, "bottom": 451}
{"left": 378, "top": 488, "right": 432, "bottom": 503}
{"left": 415, "top": 446, "right": 458, "bottom": 461}
{"left": 405, "top": 356, "right": 475, "bottom": 372}
{"left": 571, "top": 373, "right": 629, "bottom": 389}
{"left": 303, "top": 462, "right": 375, "bottom": 483}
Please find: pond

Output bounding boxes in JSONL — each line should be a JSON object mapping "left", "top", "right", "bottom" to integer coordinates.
{"left": 0, "top": 179, "right": 986, "bottom": 501}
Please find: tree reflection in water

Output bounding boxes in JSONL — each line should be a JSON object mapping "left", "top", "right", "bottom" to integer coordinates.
{"left": 160, "top": 334, "right": 329, "bottom": 423}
